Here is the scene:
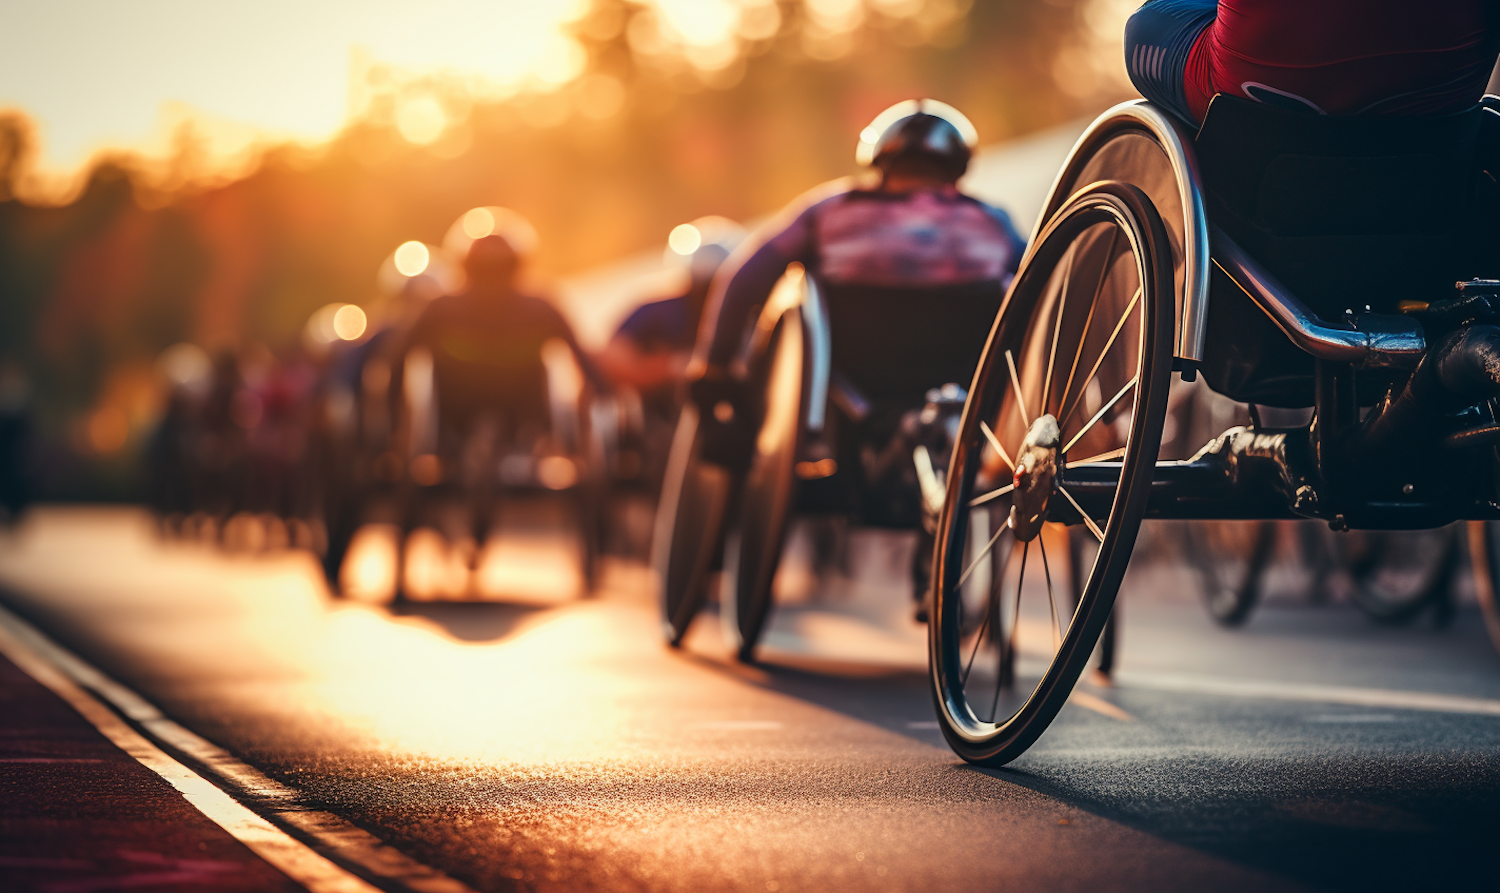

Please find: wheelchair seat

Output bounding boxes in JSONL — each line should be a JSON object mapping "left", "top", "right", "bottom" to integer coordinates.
{"left": 1195, "top": 95, "right": 1487, "bottom": 406}
{"left": 822, "top": 280, "right": 1003, "bottom": 409}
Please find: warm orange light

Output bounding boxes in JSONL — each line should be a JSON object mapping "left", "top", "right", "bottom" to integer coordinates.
{"left": 394, "top": 241, "right": 431, "bottom": 277}
{"left": 332, "top": 304, "right": 368, "bottom": 341}
{"left": 536, "top": 455, "right": 579, "bottom": 490}
{"left": 86, "top": 406, "right": 129, "bottom": 454}
{"left": 668, "top": 223, "right": 702, "bottom": 255}
{"left": 461, "top": 207, "right": 496, "bottom": 240}
{"left": 396, "top": 95, "right": 447, "bottom": 145}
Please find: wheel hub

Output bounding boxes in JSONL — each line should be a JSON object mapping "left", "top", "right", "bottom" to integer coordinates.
{"left": 1009, "top": 413, "right": 1060, "bottom": 542}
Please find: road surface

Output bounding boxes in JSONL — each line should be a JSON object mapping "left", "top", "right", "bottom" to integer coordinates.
{"left": 1, "top": 508, "right": 1498, "bottom": 893}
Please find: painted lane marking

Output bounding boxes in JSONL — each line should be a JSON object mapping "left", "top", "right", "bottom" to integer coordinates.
{"left": 0, "top": 601, "right": 478, "bottom": 893}
{"left": 1116, "top": 670, "right": 1500, "bottom": 717}
{"left": 1307, "top": 714, "right": 1399, "bottom": 723}
{"left": 905, "top": 721, "right": 940, "bottom": 730}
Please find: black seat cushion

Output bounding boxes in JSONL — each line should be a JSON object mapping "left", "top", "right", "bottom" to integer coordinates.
{"left": 822, "top": 280, "right": 1003, "bottom": 408}
{"left": 1195, "top": 95, "right": 1487, "bottom": 406}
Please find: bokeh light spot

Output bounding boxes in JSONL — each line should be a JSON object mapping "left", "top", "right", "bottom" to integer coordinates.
{"left": 396, "top": 96, "right": 447, "bottom": 145}
{"left": 462, "top": 207, "right": 496, "bottom": 240}
{"left": 394, "top": 241, "right": 431, "bottom": 277}
{"left": 332, "top": 304, "right": 368, "bottom": 341}
{"left": 86, "top": 406, "right": 129, "bottom": 454}
{"left": 668, "top": 223, "right": 702, "bottom": 256}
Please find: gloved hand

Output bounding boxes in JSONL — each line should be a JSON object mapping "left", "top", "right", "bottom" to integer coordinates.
{"left": 684, "top": 365, "right": 756, "bottom": 470}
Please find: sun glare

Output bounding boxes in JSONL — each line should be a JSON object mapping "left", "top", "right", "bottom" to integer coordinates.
{"left": 394, "top": 241, "right": 431, "bottom": 277}
{"left": 396, "top": 96, "right": 447, "bottom": 145}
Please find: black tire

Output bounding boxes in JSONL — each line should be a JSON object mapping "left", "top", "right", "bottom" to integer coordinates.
{"left": 721, "top": 310, "right": 806, "bottom": 662}
{"left": 653, "top": 405, "right": 737, "bottom": 645}
{"left": 929, "top": 181, "right": 1174, "bottom": 766}
{"left": 1183, "top": 520, "right": 1274, "bottom": 626}
{"left": 1333, "top": 527, "right": 1456, "bottom": 625}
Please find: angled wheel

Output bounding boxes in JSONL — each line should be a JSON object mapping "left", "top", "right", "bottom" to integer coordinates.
{"left": 1466, "top": 521, "right": 1500, "bottom": 654}
{"left": 929, "top": 181, "right": 1174, "bottom": 766}
{"left": 722, "top": 309, "right": 805, "bottom": 662}
{"left": 1334, "top": 527, "right": 1457, "bottom": 625}
{"left": 1184, "top": 520, "right": 1274, "bottom": 626}
{"left": 653, "top": 405, "right": 736, "bottom": 645}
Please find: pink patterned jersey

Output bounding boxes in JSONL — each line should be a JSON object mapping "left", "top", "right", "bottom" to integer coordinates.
{"left": 703, "top": 180, "right": 1025, "bottom": 366}
{"left": 809, "top": 188, "right": 1022, "bottom": 287}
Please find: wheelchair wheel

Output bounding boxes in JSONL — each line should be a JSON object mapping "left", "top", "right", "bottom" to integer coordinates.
{"left": 722, "top": 310, "right": 805, "bottom": 662}
{"left": 1333, "top": 527, "right": 1457, "bottom": 625}
{"left": 930, "top": 181, "right": 1173, "bottom": 766}
{"left": 1183, "top": 520, "right": 1274, "bottom": 626}
{"left": 1465, "top": 522, "right": 1500, "bottom": 655}
{"left": 653, "top": 405, "right": 736, "bottom": 646}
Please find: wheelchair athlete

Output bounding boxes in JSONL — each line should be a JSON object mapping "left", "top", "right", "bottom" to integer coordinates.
{"left": 687, "top": 99, "right": 1026, "bottom": 623}
{"left": 600, "top": 217, "right": 745, "bottom": 407}
{"left": 392, "top": 223, "right": 602, "bottom": 592}
{"left": 597, "top": 219, "right": 745, "bottom": 495}
{"left": 1124, "top": 0, "right": 1500, "bottom": 128}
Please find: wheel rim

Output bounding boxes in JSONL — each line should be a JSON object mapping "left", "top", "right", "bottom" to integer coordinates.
{"left": 1339, "top": 527, "right": 1455, "bottom": 623}
{"left": 723, "top": 312, "right": 804, "bottom": 659}
{"left": 654, "top": 406, "right": 733, "bottom": 645}
{"left": 931, "top": 184, "right": 1171, "bottom": 762}
{"left": 1186, "top": 520, "right": 1273, "bottom": 625}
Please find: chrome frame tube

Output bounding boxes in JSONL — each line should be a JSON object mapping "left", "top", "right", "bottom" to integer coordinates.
{"left": 1209, "top": 225, "right": 1425, "bottom": 368}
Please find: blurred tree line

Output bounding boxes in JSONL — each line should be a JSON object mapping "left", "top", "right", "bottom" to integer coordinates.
{"left": 0, "top": 0, "right": 1127, "bottom": 498}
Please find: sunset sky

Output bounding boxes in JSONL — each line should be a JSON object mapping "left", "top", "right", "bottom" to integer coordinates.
{"left": 0, "top": 0, "right": 592, "bottom": 172}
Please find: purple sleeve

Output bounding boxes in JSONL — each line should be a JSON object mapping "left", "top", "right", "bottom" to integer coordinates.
{"left": 698, "top": 198, "right": 823, "bottom": 369}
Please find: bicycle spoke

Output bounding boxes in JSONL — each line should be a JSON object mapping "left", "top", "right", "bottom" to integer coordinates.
{"left": 1062, "top": 375, "right": 1137, "bottom": 455}
{"left": 969, "top": 481, "right": 1016, "bottom": 508}
{"left": 1059, "top": 287, "right": 1140, "bottom": 429}
{"left": 980, "top": 421, "right": 1014, "bottom": 472}
{"left": 1005, "top": 349, "right": 1030, "bottom": 427}
{"left": 1065, "top": 446, "right": 1126, "bottom": 467}
{"left": 959, "top": 573, "right": 995, "bottom": 688}
{"left": 959, "top": 521, "right": 1011, "bottom": 587}
{"left": 1057, "top": 228, "right": 1119, "bottom": 424}
{"left": 1040, "top": 254, "right": 1072, "bottom": 414}
{"left": 990, "top": 540, "right": 1029, "bottom": 723}
{"left": 1057, "top": 485, "right": 1105, "bottom": 542}
{"left": 1039, "top": 535, "right": 1061, "bottom": 651}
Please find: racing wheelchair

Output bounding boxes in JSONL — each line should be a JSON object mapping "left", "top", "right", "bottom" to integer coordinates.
{"left": 928, "top": 95, "right": 1500, "bottom": 766}
{"left": 386, "top": 338, "right": 604, "bottom": 602}
{"left": 652, "top": 264, "right": 1071, "bottom": 664}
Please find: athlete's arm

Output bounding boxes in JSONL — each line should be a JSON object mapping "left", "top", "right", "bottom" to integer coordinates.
{"left": 1123, "top": 0, "right": 1217, "bottom": 126}
{"left": 697, "top": 186, "right": 845, "bottom": 371}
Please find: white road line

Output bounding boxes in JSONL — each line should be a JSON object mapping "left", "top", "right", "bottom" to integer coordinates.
{"left": 0, "top": 601, "right": 478, "bottom": 893}
{"left": 1116, "top": 669, "right": 1500, "bottom": 717}
{"left": 905, "top": 721, "right": 940, "bottom": 730}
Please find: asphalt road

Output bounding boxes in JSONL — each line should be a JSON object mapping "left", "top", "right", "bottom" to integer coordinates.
{"left": 2, "top": 507, "right": 1499, "bottom": 892}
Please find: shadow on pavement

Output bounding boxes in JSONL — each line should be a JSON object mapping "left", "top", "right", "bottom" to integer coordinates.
{"left": 678, "top": 637, "right": 1500, "bottom": 892}
{"left": 984, "top": 757, "right": 1500, "bottom": 892}
{"left": 385, "top": 600, "right": 550, "bottom": 643}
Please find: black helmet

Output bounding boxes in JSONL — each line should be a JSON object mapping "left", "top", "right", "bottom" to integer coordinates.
{"left": 856, "top": 99, "right": 978, "bottom": 181}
